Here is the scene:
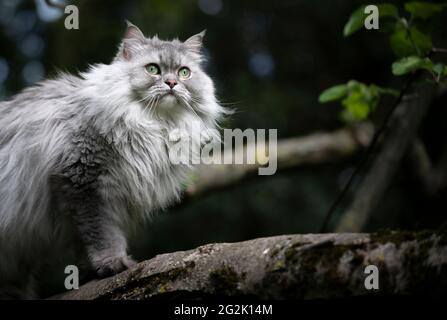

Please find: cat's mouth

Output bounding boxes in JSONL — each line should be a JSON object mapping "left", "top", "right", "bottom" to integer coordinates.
{"left": 159, "top": 91, "right": 178, "bottom": 103}
{"left": 155, "top": 90, "right": 182, "bottom": 112}
{"left": 161, "top": 89, "right": 177, "bottom": 97}
{"left": 141, "top": 90, "right": 190, "bottom": 116}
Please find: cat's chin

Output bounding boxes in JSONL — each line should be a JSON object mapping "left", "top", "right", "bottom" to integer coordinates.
{"left": 156, "top": 94, "right": 185, "bottom": 118}
{"left": 159, "top": 94, "right": 180, "bottom": 110}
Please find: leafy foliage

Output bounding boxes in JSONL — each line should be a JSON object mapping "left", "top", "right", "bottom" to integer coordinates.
{"left": 404, "top": 2, "right": 446, "bottom": 19}
{"left": 321, "top": 1, "right": 447, "bottom": 123}
{"left": 318, "top": 85, "right": 348, "bottom": 103}
{"left": 319, "top": 81, "right": 398, "bottom": 121}
{"left": 391, "top": 56, "right": 433, "bottom": 76}
{"left": 389, "top": 23, "right": 432, "bottom": 57}
{"left": 343, "top": 4, "right": 398, "bottom": 37}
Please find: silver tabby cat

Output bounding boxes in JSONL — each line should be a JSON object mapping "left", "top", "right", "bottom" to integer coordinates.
{"left": 0, "top": 22, "right": 225, "bottom": 298}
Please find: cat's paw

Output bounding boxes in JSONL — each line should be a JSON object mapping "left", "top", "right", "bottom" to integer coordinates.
{"left": 94, "top": 255, "right": 137, "bottom": 278}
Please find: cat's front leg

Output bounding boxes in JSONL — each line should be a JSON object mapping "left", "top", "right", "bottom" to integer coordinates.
{"left": 90, "top": 250, "right": 136, "bottom": 278}
{"left": 71, "top": 191, "right": 136, "bottom": 278}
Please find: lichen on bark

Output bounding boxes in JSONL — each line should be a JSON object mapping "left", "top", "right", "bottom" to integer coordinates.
{"left": 51, "top": 231, "right": 447, "bottom": 300}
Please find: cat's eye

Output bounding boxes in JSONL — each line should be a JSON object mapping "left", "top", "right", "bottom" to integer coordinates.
{"left": 146, "top": 64, "right": 160, "bottom": 75}
{"left": 178, "top": 67, "right": 191, "bottom": 79}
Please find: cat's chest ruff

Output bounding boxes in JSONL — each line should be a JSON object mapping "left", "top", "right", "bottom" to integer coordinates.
{"left": 106, "top": 125, "right": 186, "bottom": 210}
{"left": 113, "top": 127, "right": 171, "bottom": 178}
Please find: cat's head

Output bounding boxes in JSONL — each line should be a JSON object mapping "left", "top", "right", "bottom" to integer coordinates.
{"left": 113, "top": 22, "right": 223, "bottom": 125}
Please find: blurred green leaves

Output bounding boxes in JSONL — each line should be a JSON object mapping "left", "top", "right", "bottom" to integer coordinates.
{"left": 322, "top": 1, "right": 447, "bottom": 123}
{"left": 344, "top": 2, "right": 439, "bottom": 57}
{"left": 388, "top": 1, "right": 445, "bottom": 57}
{"left": 391, "top": 56, "right": 433, "bottom": 75}
{"left": 343, "top": 3, "right": 398, "bottom": 37}
{"left": 433, "top": 63, "right": 447, "bottom": 78}
{"left": 318, "top": 84, "right": 348, "bottom": 103}
{"left": 319, "top": 81, "right": 398, "bottom": 122}
{"left": 391, "top": 58, "right": 447, "bottom": 81}
{"left": 389, "top": 23, "right": 432, "bottom": 57}
{"left": 404, "top": 2, "right": 446, "bottom": 19}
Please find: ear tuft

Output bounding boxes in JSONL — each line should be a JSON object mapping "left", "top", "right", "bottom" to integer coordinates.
{"left": 120, "top": 21, "right": 146, "bottom": 60}
{"left": 184, "top": 30, "right": 206, "bottom": 54}
{"left": 124, "top": 20, "right": 146, "bottom": 42}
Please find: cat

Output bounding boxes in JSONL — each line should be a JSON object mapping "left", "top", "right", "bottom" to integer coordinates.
{"left": 0, "top": 22, "right": 226, "bottom": 299}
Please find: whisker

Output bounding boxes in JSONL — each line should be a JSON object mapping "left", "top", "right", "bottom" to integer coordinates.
{"left": 180, "top": 97, "right": 202, "bottom": 120}
{"left": 149, "top": 96, "right": 160, "bottom": 116}
{"left": 143, "top": 96, "right": 154, "bottom": 114}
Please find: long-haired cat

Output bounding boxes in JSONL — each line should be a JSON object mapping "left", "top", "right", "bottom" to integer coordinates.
{"left": 0, "top": 22, "right": 225, "bottom": 299}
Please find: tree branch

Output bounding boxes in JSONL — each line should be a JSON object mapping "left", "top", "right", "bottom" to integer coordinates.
{"left": 336, "top": 83, "right": 436, "bottom": 232}
{"left": 184, "top": 123, "right": 373, "bottom": 199}
{"left": 406, "top": 138, "right": 447, "bottom": 195}
{"left": 51, "top": 230, "right": 447, "bottom": 300}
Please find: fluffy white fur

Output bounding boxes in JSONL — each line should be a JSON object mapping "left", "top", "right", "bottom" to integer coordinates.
{"left": 0, "top": 23, "right": 225, "bottom": 298}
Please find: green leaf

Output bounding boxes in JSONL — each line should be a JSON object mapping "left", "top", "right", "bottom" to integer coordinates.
{"left": 342, "top": 91, "right": 370, "bottom": 120}
{"left": 433, "top": 63, "right": 444, "bottom": 76}
{"left": 318, "top": 84, "right": 348, "bottom": 103}
{"left": 378, "top": 3, "right": 399, "bottom": 17}
{"left": 433, "top": 63, "right": 447, "bottom": 77}
{"left": 391, "top": 56, "right": 433, "bottom": 75}
{"left": 410, "top": 26, "right": 433, "bottom": 54}
{"left": 391, "top": 56, "right": 419, "bottom": 75}
{"left": 344, "top": 6, "right": 366, "bottom": 37}
{"left": 404, "top": 2, "right": 446, "bottom": 19}
{"left": 389, "top": 23, "right": 432, "bottom": 57}
{"left": 346, "top": 80, "right": 362, "bottom": 90}
{"left": 347, "top": 80, "right": 370, "bottom": 97}
{"left": 322, "top": 80, "right": 398, "bottom": 122}
{"left": 390, "top": 25, "right": 412, "bottom": 57}
{"left": 344, "top": 4, "right": 398, "bottom": 37}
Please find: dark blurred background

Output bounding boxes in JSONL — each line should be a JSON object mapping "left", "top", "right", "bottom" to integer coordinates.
{"left": 1, "top": 0, "right": 446, "bottom": 270}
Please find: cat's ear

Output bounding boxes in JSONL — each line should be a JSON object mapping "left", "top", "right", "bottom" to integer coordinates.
{"left": 184, "top": 30, "right": 206, "bottom": 54}
{"left": 120, "top": 21, "right": 146, "bottom": 60}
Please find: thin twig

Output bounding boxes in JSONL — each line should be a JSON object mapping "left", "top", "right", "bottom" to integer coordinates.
{"left": 432, "top": 47, "right": 447, "bottom": 55}
{"left": 405, "top": 20, "right": 422, "bottom": 57}
{"left": 319, "top": 73, "right": 418, "bottom": 233}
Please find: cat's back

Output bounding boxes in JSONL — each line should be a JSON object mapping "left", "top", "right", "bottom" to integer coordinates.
{"left": 0, "top": 74, "right": 84, "bottom": 171}
{"left": 0, "top": 73, "right": 82, "bottom": 124}
{"left": 0, "top": 74, "right": 84, "bottom": 234}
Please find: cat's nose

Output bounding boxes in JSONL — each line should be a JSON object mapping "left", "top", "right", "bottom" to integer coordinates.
{"left": 165, "top": 79, "right": 177, "bottom": 89}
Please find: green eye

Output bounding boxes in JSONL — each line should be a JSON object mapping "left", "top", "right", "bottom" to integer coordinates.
{"left": 146, "top": 64, "right": 160, "bottom": 75}
{"left": 178, "top": 67, "right": 191, "bottom": 79}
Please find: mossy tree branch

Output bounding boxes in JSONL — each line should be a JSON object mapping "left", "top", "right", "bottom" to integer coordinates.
{"left": 51, "top": 231, "right": 447, "bottom": 300}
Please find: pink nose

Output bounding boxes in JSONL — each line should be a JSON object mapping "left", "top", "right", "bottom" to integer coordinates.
{"left": 165, "top": 79, "right": 177, "bottom": 89}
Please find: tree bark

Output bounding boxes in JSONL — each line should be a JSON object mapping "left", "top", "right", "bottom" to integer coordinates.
{"left": 406, "top": 138, "right": 447, "bottom": 195}
{"left": 336, "top": 84, "right": 436, "bottom": 232}
{"left": 185, "top": 122, "right": 373, "bottom": 199}
{"left": 51, "top": 230, "right": 447, "bottom": 300}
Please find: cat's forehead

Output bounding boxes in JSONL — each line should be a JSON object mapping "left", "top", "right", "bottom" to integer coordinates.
{"left": 139, "top": 38, "right": 196, "bottom": 68}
